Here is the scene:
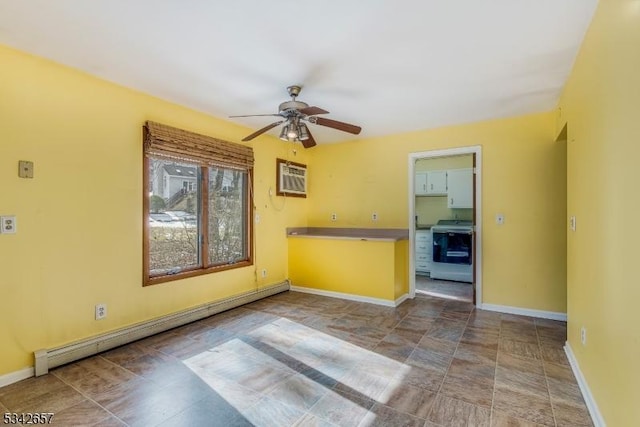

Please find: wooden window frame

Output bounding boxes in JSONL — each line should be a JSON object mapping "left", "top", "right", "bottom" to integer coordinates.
{"left": 142, "top": 122, "right": 254, "bottom": 286}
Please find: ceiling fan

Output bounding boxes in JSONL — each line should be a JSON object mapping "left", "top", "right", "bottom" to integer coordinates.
{"left": 230, "top": 85, "right": 362, "bottom": 148}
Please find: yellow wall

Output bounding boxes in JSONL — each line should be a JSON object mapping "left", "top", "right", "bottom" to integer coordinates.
{"left": 558, "top": 0, "right": 640, "bottom": 424}
{"left": 394, "top": 240, "right": 409, "bottom": 300}
{"left": 307, "top": 113, "right": 567, "bottom": 313}
{"left": 288, "top": 237, "right": 407, "bottom": 302}
{"left": 0, "top": 45, "right": 308, "bottom": 375}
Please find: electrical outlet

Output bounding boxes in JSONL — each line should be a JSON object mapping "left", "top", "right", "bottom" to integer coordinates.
{"left": 570, "top": 215, "right": 576, "bottom": 231}
{"left": 261, "top": 269, "right": 267, "bottom": 278}
{"left": 95, "top": 303, "right": 107, "bottom": 320}
{"left": 372, "top": 212, "right": 378, "bottom": 221}
{"left": 581, "top": 326, "right": 587, "bottom": 346}
{"left": 0, "top": 216, "right": 17, "bottom": 234}
{"left": 331, "top": 213, "right": 337, "bottom": 221}
{"left": 18, "top": 160, "right": 34, "bottom": 178}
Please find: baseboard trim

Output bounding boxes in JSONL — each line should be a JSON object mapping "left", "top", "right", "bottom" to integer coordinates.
{"left": 0, "top": 367, "right": 34, "bottom": 388}
{"left": 479, "top": 303, "right": 567, "bottom": 321}
{"left": 290, "top": 286, "right": 401, "bottom": 307}
{"left": 564, "top": 342, "right": 605, "bottom": 427}
{"left": 395, "top": 293, "right": 410, "bottom": 306}
{"left": 33, "top": 281, "right": 289, "bottom": 376}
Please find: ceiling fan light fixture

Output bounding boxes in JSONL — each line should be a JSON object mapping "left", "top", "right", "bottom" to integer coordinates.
{"left": 286, "top": 124, "right": 299, "bottom": 140}
{"left": 298, "top": 123, "right": 310, "bottom": 141}
{"left": 279, "top": 125, "right": 289, "bottom": 141}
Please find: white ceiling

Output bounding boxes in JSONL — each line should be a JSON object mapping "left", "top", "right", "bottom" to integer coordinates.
{"left": 0, "top": 0, "right": 598, "bottom": 144}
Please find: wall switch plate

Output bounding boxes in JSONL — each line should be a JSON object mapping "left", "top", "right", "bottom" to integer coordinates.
{"left": 570, "top": 216, "right": 576, "bottom": 231}
{"left": 495, "top": 213, "right": 505, "bottom": 225}
{"left": 18, "top": 160, "right": 34, "bottom": 178}
{"left": 95, "top": 303, "right": 107, "bottom": 320}
{"left": 255, "top": 213, "right": 260, "bottom": 223}
{"left": 0, "top": 216, "right": 17, "bottom": 234}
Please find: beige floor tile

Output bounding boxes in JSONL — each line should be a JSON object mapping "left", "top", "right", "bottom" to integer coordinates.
{"left": 92, "top": 417, "right": 128, "bottom": 426}
{"left": 0, "top": 375, "right": 71, "bottom": 410}
{"left": 425, "top": 318, "right": 467, "bottom": 342}
{"left": 399, "top": 364, "right": 446, "bottom": 392}
{"left": 491, "top": 410, "right": 548, "bottom": 426}
{"left": 265, "top": 374, "right": 329, "bottom": 412}
{"left": 467, "top": 311, "right": 502, "bottom": 331}
{"left": 493, "top": 385, "right": 555, "bottom": 426}
{"left": 333, "top": 369, "right": 392, "bottom": 401}
{"left": 552, "top": 400, "right": 594, "bottom": 426}
{"left": 500, "top": 325, "right": 539, "bottom": 344}
{"left": 46, "top": 399, "right": 113, "bottom": 427}
{"left": 242, "top": 396, "right": 306, "bottom": 427}
{"left": 544, "top": 362, "right": 585, "bottom": 407}
{"left": 454, "top": 341, "right": 498, "bottom": 366}
{"left": 359, "top": 403, "right": 426, "bottom": 426}
{"left": 460, "top": 325, "right": 500, "bottom": 347}
{"left": 427, "top": 394, "right": 491, "bottom": 427}
{"left": 379, "top": 380, "right": 437, "bottom": 419}
{"left": 440, "top": 358, "right": 495, "bottom": 408}
{"left": 495, "top": 363, "right": 548, "bottom": 399}
{"left": 540, "top": 345, "right": 569, "bottom": 365}
{"left": 499, "top": 338, "right": 542, "bottom": 360}
{"left": 309, "top": 388, "right": 375, "bottom": 426}
{"left": 373, "top": 337, "right": 416, "bottom": 362}
{"left": 292, "top": 413, "right": 339, "bottom": 427}
{"left": 497, "top": 353, "right": 544, "bottom": 375}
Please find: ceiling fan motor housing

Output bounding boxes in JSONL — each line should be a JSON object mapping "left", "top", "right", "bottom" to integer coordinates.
{"left": 278, "top": 100, "right": 309, "bottom": 115}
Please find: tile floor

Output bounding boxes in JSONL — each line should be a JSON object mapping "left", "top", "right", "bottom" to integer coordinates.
{"left": 0, "top": 292, "right": 592, "bottom": 426}
{"left": 416, "top": 276, "right": 474, "bottom": 303}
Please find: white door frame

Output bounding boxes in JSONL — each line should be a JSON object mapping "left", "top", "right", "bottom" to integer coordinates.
{"left": 408, "top": 145, "right": 483, "bottom": 306}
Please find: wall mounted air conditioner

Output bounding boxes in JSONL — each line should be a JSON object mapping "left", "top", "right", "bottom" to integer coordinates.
{"left": 277, "top": 158, "right": 307, "bottom": 197}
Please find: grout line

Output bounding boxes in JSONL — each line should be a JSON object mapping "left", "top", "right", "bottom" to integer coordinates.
{"left": 537, "top": 322, "right": 559, "bottom": 427}
{"left": 423, "top": 303, "right": 474, "bottom": 422}
{"left": 50, "top": 367, "right": 128, "bottom": 426}
{"left": 489, "top": 309, "right": 502, "bottom": 427}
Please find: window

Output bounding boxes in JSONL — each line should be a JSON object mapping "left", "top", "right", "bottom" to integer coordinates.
{"left": 143, "top": 121, "right": 253, "bottom": 285}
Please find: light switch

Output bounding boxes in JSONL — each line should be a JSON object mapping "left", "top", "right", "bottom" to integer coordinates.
{"left": 495, "top": 213, "right": 505, "bottom": 225}
{"left": 1, "top": 216, "right": 17, "bottom": 234}
{"left": 570, "top": 216, "right": 576, "bottom": 231}
{"left": 18, "top": 160, "right": 34, "bottom": 178}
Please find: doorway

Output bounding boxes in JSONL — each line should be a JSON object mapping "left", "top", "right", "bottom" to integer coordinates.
{"left": 408, "top": 146, "right": 482, "bottom": 305}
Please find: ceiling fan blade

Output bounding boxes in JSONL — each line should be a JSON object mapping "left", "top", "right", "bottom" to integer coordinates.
{"left": 312, "top": 117, "right": 362, "bottom": 135}
{"left": 301, "top": 128, "right": 317, "bottom": 149}
{"left": 242, "top": 121, "right": 284, "bottom": 141}
{"left": 298, "top": 106, "right": 329, "bottom": 116}
{"left": 230, "top": 113, "right": 282, "bottom": 118}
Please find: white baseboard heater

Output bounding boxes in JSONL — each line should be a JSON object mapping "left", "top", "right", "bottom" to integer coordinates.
{"left": 34, "top": 281, "right": 290, "bottom": 376}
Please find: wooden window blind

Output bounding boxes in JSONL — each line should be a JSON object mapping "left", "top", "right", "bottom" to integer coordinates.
{"left": 143, "top": 121, "right": 253, "bottom": 170}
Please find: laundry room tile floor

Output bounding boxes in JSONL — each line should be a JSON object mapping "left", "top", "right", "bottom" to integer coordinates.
{"left": 0, "top": 292, "right": 591, "bottom": 426}
{"left": 416, "top": 275, "right": 474, "bottom": 303}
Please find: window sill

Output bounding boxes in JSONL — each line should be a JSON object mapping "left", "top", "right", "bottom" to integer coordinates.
{"left": 144, "top": 260, "right": 253, "bottom": 286}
